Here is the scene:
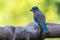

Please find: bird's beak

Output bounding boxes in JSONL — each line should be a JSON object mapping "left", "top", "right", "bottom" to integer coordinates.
{"left": 30, "top": 9, "right": 32, "bottom": 11}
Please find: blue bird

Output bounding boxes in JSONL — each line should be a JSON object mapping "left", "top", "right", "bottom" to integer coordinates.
{"left": 30, "top": 6, "right": 48, "bottom": 33}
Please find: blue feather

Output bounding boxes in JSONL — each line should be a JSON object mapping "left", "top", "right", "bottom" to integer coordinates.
{"left": 34, "top": 17, "right": 48, "bottom": 33}
{"left": 34, "top": 17, "right": 40, "bottom": 25}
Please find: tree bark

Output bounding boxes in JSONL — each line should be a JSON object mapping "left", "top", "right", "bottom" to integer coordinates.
{"left": 46, "top": 23, "right": 60, "bottom": 38}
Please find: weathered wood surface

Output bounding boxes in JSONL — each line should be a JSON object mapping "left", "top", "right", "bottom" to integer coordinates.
{"left": 14, "top": 23, "right": 40, "bottom": 40}
{"left": 0, "top": 26, "right": 15, "bottom": 40}
{"left": 46, "top": 23, "right": 60, "bottom": 38}
{"left": 0, "top": 22, "right": 60, "bottom": 40}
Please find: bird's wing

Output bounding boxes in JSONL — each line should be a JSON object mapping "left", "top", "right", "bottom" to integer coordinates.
{"left": 35, "top": 13, "right": 45, "bottom": 23}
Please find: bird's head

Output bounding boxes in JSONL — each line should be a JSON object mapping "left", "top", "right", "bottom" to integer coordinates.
{"left": 30, "top": 6, "right": 39, "bottom": 13}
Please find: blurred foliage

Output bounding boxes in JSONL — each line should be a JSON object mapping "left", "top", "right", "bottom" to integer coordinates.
{"left": 0, "top": 0, "right": 60, "bottom": 26}
{"left": 45, "top": 38, "right": 60, "bottom": 40}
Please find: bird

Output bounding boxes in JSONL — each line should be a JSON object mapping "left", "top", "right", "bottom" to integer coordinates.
{"left": 30, "top": 6, "right": 48, "bottom": 34}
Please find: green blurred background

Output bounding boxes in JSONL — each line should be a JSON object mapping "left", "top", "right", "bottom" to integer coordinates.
{"left": 0, "top": 0, "right": 60, "bottom": 40}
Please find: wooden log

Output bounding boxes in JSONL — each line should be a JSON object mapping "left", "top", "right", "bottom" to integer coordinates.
{"left": 0, "top": 26, "right": 15, "bottom": 40}
{"left": 45, "top": 23, "right": 60, "bottom": 38}
{"left": 0, "top": 22, "right": 59, "bottom": 40}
